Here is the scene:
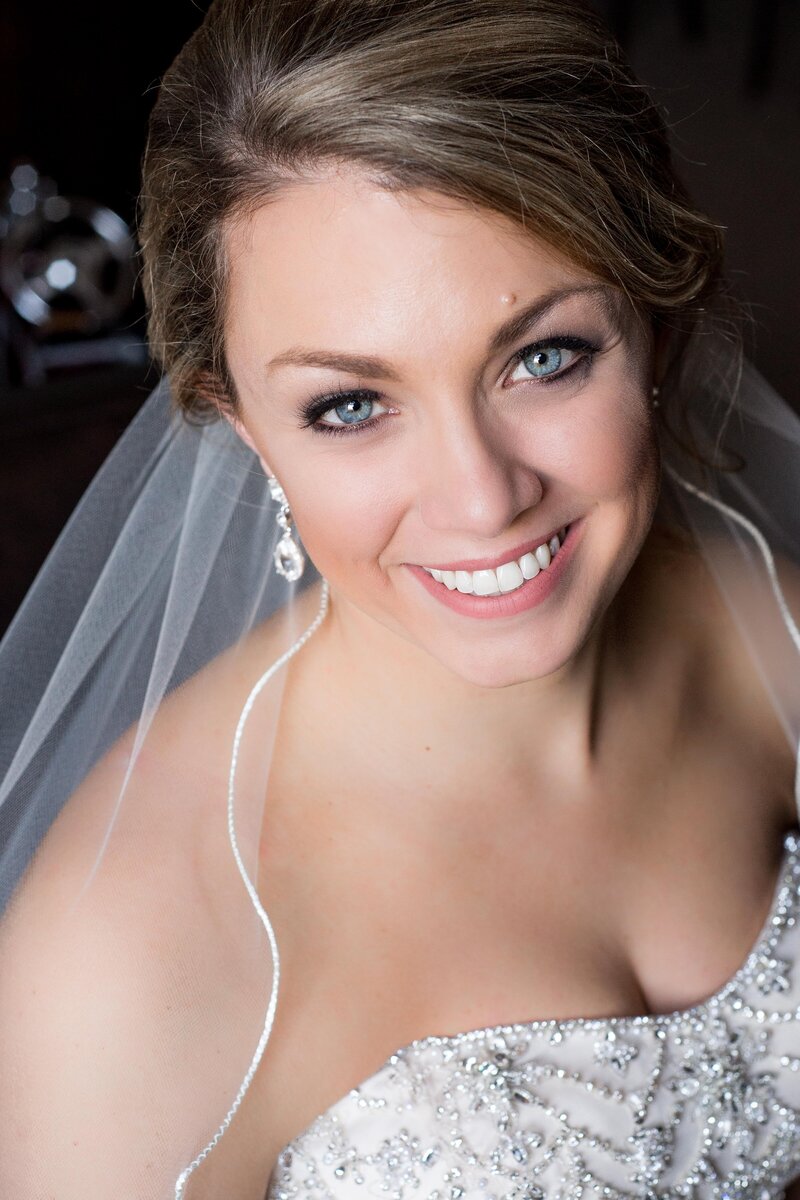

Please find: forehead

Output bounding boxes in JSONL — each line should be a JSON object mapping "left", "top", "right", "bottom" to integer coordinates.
{"left": 223, "top": 166, "right": 600, "bottom": 357}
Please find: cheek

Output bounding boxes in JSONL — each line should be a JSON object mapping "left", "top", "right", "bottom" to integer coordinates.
{"left": 529, "top": 385, "right": 656, "bottom": 502}
{"left": 565, "top": 389, "right": 660, "bottom": 584}
{"left": 284, "top": 456, "right": 401, "bottom": 581}
{"left": 273, "top": 385, "right": 657, "bottom": 589}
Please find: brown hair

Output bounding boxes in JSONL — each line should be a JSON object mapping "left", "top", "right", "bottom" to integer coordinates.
{"left": 138, "top": 0, "right": 743, "bottom": 463}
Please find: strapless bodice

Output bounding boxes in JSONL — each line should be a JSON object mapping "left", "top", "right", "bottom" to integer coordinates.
{"left": 267, "top": 827, "right": 800, "bottom": 1199}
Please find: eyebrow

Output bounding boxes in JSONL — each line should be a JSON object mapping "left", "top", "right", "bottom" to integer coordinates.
{"left": 266, "top": 282, "right": 621, "bottom": 380}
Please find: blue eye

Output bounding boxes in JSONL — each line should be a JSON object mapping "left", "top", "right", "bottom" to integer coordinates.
{"left": 328, "top": 395, "right": 376, "bottom": 425}
{"left": 522, "top": 346, "right": 563, "bottom": 376}
{"left": 507, "top": 338, "right": 593, "bottom": 386}
{"left": 299, "top": 333, "right": 599, "bottom": 438}
{"left": 297, "top": 387, "right": 391, "bottom": 437}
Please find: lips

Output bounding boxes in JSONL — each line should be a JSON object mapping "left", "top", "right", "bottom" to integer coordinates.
{"left": 411, "top": 523, "right": 571, "bottom": 574}
{"left": 405, "top": 517, "right": 584, "bottom": 620}
{"left": 423, "top": 526, "right": 565, "bottom": 596}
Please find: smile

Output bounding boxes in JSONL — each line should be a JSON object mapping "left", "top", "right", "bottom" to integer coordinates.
{"left": 405, "top": 520, "right": 583, "bottom": 620}
{"left": 418, "top": 525, "right": 569, "bottom": 596}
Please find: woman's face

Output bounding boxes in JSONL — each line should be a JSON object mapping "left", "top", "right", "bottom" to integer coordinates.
{"left": 223, "top": 166, "right": 660, "bottom": 688}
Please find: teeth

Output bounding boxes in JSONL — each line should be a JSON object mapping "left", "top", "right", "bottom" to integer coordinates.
{"left": 472, "top": 568, "right": 501, "bottom": 596}
{"left": 534, "top": 543, "right": 551, "bottom": 570}
{"left": 519, "top": 552, "right": 540, "bottom": 580}
{"left": 421, "top": 527, "right": 567, "bottom": 597}
{"left": 496, "top": 560, "right": 524, "bottom": 594}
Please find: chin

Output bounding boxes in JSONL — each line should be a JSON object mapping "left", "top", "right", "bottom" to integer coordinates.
{"left": 417, "top": 620, "right": 591, "bottom": 690}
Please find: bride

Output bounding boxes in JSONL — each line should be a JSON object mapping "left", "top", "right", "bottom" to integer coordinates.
{"left": 2, "top": 1, "right": 800, "bottom": 1197}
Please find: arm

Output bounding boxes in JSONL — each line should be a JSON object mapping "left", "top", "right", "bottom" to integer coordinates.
{"left": 0, "top": 734, "right": 274, "bottom": 1200}
{"left": 0, "top": 743, "right": 195, "bottom": 1197}
{"left": 0, "top": 882, "right": 172, "bottom": 1196}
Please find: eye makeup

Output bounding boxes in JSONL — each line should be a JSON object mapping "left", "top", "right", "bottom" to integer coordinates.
{"left": 294, "top": 330, "right": 605, "bottom": 439}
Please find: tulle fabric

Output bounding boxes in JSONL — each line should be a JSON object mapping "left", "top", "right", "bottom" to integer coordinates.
{"left": 0, "top": 379, "right": 326, "bottom": 1196}
{"left": 661, "top": 354, "right": 800, "bottom": 761}
{"left": 0, "top": 379, "right": 321, "bottom": 908}
{"left": 0, "top": 342, "right": 798, "bottom": 1197}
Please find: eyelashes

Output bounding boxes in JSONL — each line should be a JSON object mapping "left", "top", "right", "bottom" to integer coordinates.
{"left": 299, "top": 381, "right": 381, "bottom": 437}
{"left": 297, "top": 333, "right": 601, "bottom": 439}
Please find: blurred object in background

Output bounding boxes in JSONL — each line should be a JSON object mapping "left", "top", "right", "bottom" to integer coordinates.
{"left": 593, "top": 0, "right": 800, "bottom": 410}
{"left": 0, "top": 161, "right": 146, "bottom": 388}
{"left": 0, "top": 162, "right": 154, "bottom": 636}
{"left": 0, "top": 160, "right": 156, "bottom": 637}
{"left": 599, "top": 0, "right": 792, "bottom": 95}
{"left": 0, "top": 362, "right": 160, "bottom": 636}
{"left": 0, "top": 1, "right": 205, "bottom": 637}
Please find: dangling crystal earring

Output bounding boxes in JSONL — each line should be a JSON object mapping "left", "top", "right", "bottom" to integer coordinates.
{"left": 651, "top": 383, "right": 661, "bottom": 409}
{"left": 267, "top": 475, "right": 305, "bottom": 582}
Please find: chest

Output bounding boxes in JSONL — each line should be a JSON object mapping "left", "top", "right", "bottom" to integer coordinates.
{"left": 216, "top": 699, "right": 794, "bottom": 1182}
{"left": 264, "top": 867, "right": 800, "bottom": 1199}
{"left": 188, "top": 571, "right": 799, "bottom": 1194}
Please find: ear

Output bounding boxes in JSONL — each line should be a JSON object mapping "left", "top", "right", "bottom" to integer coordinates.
{"left": 195, "top": 370, "right": 275, "bottom": 477}
{"left": 223, "top": 409, "right": 274, "bottom": 478}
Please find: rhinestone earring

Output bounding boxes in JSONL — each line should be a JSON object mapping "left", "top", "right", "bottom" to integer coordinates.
{"left": 651, "top": 383, "right": 661, "bottom": 409}
{"left": 267, "top": 475, "right": 305, "bottom": 582}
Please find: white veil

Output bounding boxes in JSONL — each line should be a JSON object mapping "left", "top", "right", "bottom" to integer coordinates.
{"left": 0, "top": 378, "right": 324, "bottom": 912}
{"left": 0, "top": 376, "right": 332, "bottom": 1196}
{"left": 660, "top": 352, "right": 800, "bottom": 768}
{"left": 0, "top": 339, "right": 799, "bottom": 1197}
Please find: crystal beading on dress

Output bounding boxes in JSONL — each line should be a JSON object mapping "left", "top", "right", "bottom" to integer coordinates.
{"left": 172, "top": 470, "right": 800, "bottom": 1199}
{"left": 266, "top": 826, "right": 800, "bottom": 1200}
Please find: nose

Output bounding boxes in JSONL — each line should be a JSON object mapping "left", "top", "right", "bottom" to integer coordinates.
{"left": 414, "top": 399, "right": 544, "bottom": 538}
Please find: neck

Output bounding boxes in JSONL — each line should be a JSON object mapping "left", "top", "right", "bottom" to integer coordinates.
{"left": 314, "top": 580, "right": 628, "bottom": 811}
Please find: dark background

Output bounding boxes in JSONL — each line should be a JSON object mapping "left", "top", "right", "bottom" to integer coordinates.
{"left": 1, "top": 0, "right": 798, "bottom": 633}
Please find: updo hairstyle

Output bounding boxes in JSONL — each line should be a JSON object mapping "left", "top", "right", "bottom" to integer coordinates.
{"left": 138, "top": 0, "right": 742, "bottom": 471}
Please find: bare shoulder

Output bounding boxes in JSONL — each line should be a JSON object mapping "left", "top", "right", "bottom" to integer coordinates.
{"left": 2, "top": 575, "right": 326, "bottom": 903}
{"left": 0, "top": 717, "right": 211, "bottom": 1195}
{"left": 0, "top": 578, "right": 326, "bottom": 1198}
{"left": 640, "top": 519, "right": 800, "bottom": 824}
{"left": 639, "top": 515, "right": 800, "bottom": 656}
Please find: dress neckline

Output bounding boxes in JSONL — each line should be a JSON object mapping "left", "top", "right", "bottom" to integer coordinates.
{"left": 273, "top": 824, "right": 800, "bottom": 1168}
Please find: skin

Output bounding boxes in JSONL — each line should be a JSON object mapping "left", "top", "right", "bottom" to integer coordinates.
{"left": 223, "top": 164, "right": 662, "bottom": 802}
{"left": 3, "top": 163, "right": 798, "bottom": 1199}
{"left": 193, "top": 165, "right": 797, "bottom": 1183}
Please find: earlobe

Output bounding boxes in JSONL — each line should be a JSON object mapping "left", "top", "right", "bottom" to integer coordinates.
{"left": 223, "top": 412, "right": 274, "bottom": 477}
{"left": 230, "top": 420, "right": 273, "bottom": 475}
{"left": 225, "top": 410, "right": 257, "bottom": 454}
{"left": 194, "top": 370, "right": 274, "bottom": 475}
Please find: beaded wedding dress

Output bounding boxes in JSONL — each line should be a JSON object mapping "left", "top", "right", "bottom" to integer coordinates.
{"left": 266, "top": 827, "right": 800, "bottom": 1200}
{"left": 253, "top": 534, "right": 800, "bottom": 1200}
